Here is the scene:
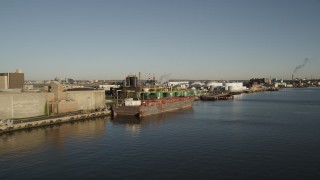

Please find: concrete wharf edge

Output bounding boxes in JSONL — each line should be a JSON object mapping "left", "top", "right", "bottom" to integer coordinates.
{"left": 0, "top": 110, "right": 111, "bottom": 134}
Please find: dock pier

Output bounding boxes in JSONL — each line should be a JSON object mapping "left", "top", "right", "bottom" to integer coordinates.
{"left": 0, "top": 110, "right": 110, "bottom": 134}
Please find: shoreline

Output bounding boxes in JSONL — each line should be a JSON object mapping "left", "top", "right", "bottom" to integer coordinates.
{"left": 1, "top": 87, "right": 318, "bottom": 133}
{"left": 199, "top": 86, "right": 309, "bottom": 101}
{"left": 0, "top": 110, "right": 111, "bottom": 134}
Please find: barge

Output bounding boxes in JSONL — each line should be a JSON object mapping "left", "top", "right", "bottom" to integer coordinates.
{"left": 200, "top": 94, "right": 234, "bottom": 101}
{"left": 112, "top": 96, "right": 195, "bottom": 118}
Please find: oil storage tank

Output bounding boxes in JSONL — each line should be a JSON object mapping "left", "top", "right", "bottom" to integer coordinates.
{"left": 125, "top": 75, "right": 138, "bottom": 87}
{"left": 223, "top": 82, "right": 244, "bottom": 92}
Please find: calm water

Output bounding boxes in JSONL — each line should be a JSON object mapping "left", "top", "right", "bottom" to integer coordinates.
{"left": 1, "top": 87, "right": 320, "bottom": 179}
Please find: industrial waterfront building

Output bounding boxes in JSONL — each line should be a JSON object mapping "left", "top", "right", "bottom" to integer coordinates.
{"left": 0, "top": 81, "right": 105, "bottom": 120}
{"left": 0, "top": 69, "right": 24, "bottom": 90}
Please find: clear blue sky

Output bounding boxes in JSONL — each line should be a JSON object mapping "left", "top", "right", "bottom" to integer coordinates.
{"left": 1, "top": 0, "right": 319, "bottom": 80}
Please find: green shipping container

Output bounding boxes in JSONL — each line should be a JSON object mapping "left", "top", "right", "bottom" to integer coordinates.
{"left": 175, "top": 91, "right": 182, "bottom": 97}
{"left": 155, "top": 92, "right": 163, "bottom": 99}
{"left": 141, "top": 92, "right": 150, "bottom": 100}
{"left": 163, "top": 92, "right": 175, "bottom": 97}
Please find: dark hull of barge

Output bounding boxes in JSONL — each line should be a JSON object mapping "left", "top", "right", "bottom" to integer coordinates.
{"left": 112, "top": 96, "right": 195, "bottom": 118}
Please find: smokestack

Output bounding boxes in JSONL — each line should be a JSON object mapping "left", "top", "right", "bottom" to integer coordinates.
{"left": 292, "top": 74, "right": 293, "bottom": 81}
{"left": 138, "top": 72, "right": 141, "bottom": 86}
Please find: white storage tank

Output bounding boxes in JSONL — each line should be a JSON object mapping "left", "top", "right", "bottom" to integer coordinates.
{"left": 223, "top": 82, "right": 244, "bottom": 92}
{"left": 16, "top": 68, "right": 22, "bottom": 73}
{"left": 207, "top": 81, "right": 223, "bottom": 87}
{"left": 228, "top": 86, "right": 236, "bottom": 92}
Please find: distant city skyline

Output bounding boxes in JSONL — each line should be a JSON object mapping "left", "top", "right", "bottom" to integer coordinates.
{"left": 1, "top": 0, "right": 319, "bottom": 80}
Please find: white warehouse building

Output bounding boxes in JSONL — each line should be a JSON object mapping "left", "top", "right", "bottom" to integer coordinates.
{"left": 167, "top": 81, "right": 189, "bottom": 88}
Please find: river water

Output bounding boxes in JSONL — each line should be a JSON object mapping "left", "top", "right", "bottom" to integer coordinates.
{"left": 1, "top": 87, "right": 320, "bottom": 179}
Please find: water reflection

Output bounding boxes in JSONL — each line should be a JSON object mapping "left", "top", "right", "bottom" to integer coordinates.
{"left": 0, "top": 117, "right": 110, "bottom": 155}
{"left": 0, "top": 107, "right": 194, "bottom": 155}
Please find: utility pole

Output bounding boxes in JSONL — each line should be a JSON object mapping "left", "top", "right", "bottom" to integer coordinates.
{"left": 116, "top": 90, "right": 122, "bottom": 106}
{"left": 11, "top": 96, "right": 14, "bottom": 119}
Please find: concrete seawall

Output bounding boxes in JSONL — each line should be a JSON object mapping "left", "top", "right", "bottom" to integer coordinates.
{"left": 0, "top": 110, "right": 110, "bottom": 133}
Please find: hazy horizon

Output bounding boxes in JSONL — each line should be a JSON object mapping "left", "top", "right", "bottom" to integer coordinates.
{"left": 1, "top": 0, "right": 319, "bottom": 80}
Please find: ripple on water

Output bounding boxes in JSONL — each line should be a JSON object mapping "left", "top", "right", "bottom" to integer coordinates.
{"left": 1, "top": 88, "right": 320, "bottom": 179}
